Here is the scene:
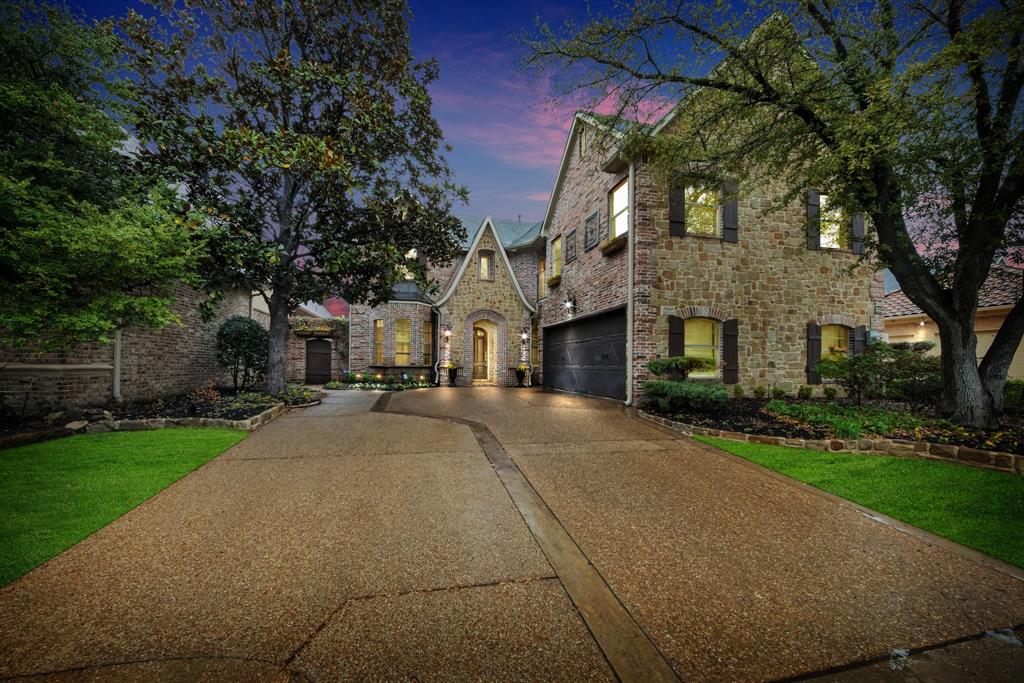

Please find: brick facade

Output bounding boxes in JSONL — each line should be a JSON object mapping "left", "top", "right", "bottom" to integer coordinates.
{"left": 348, "top": 301, "right": 435, "bottom": 379}
{"left": 1, "top": 285, "right": 259, "bottom": 416}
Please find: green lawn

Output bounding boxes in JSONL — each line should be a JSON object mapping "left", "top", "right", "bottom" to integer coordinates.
{"left": 0, "top": 428, "right": 246, "bottom": 586}
{"left": 694, "top": 436, "right": 1024, "bottom": 569}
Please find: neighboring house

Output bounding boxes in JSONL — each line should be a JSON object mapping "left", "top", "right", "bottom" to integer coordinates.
{"left": 348, "top": 216, "right": 543, "bottom": 386}
{"left": 882, "top": 261, "right": 1024, "bottom": 378}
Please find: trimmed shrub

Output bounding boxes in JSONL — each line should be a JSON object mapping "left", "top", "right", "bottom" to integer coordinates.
{"left": 753, "top": 385, "right": 768, "bottom": 399}
{"left": 642, "top": 380, "right": 728, "bottom": 414}
{"left": 823, "top": 385, "right": 838, "bottom": 401}
{"left": 771, "top": 387, "right": 786, "bottom": 399}
{"left": 797, "top": 385, "right": 812, "bottom": 400}
{"left": 647, "top": 356, "right": 716, "bottom": 381}
{"left": 216, "top": 316, "right": 268, "bottom": 391}
{"left": 733, "top": 384, "right": 745, "bottom": 398}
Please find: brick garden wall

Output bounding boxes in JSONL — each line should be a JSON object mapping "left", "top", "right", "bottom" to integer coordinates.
{"left": 0, "top": 285, "right": 259, "bottom": 416}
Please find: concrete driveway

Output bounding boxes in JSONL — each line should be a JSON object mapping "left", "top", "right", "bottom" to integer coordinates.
{"left": 1, "top": 387, "right": 1023, "bottom": 681}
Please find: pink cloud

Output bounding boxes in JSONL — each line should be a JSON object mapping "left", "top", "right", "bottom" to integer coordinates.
{"left": 525, "top": 191, "right": 551, "bottom": 202}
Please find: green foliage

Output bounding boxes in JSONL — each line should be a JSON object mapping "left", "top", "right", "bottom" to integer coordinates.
{"left": 771, "top": 387, "right": 786, "bottom": 399}
{"left": 0, "top": 428, "right": 245, "bottom": 586}
{"left": 0, "top": 2, "right": 200, "bottom": 349}
{"left": 642, "top": 380, "right": 728, "bottom": 414}
{"left": 216, "top": 316, "right": 268, "bottom": 391}
{"left": 281, "top": 384, "right": 324, "bottom": 406}
{"left": 752, "top": 385, "right": 767, "bottom": 400}
{"left": 816, "top": 341, "right": 888, "bottom": 405}
{"left": 118, "top": 0, "right": 468, "bottom": 393}
{"left": 1005, "top": 380, "right": 1024, "bottom": 415}
{"left": 797, "top": 385, "right": 813, "bottom": 400}
{"left": 695, "top": 436, "right": 1024, "bottom": 569}
{"left": 823, "top": 386, "right": 838, "bottom": 401}
{"left": 732, "top": 384, "right": 744, "bottom": 398}
{"left": 766, "top": 400, "right": 930, "bottom": 439}
{"left": 646, "top": 356, "right": 715, "bottom": 381}
{"left": 817, "top": 340, "right": 941, "bottom": 409}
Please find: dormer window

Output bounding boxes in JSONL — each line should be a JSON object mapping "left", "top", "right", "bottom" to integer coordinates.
{"left": 610, "top": 178, "right": 629, "bottom": 238}
{"left": 479, "top": 249, "right": 494, "bottom": 280}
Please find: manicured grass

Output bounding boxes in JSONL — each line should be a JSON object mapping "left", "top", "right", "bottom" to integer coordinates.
{"left": 0, "top": 428, "right": 246, "bottom": 586}
{"left": 694, "top": 436, "right": 1024, "bottom": 568}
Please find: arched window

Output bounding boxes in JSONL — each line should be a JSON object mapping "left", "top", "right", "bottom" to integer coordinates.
{"left": 684, "top": 317, "right": 719, "bottom": 379}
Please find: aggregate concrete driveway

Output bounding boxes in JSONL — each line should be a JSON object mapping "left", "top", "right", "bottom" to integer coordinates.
{"left": 1, "top": 387, "right": 1023, "bottom": 681}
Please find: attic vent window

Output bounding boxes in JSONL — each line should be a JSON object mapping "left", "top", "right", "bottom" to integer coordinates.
{"left": 478, "top": 249, "right": 494, "bottom": 281}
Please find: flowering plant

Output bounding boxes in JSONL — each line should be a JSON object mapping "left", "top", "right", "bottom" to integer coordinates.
{"left": 517, "top": 363, "right": 529, "bottom": 371}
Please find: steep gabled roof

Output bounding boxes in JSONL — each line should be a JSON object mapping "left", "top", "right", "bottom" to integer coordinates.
{"left": 881, "top": 263, "right": 1024, "bottom": 317}
{"left": 456, "top": 215, "right": 542, "bottom": 250}
{"left": 435, "top": 216, "right": 536, "bottom": 314}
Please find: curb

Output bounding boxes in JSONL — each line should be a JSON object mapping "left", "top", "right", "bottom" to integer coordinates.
{"left": 638, "top": 410, "right": 1023, "bottom": 476}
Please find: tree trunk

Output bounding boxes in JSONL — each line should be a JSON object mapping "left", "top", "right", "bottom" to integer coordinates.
{"left": 937, "top": 316, "right": 997, "bottom": 428}
{"left": 266, "top": 293, "right": 290, "bottom": 396}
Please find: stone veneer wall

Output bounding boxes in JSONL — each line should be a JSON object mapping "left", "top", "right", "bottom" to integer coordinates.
{"left": 635, "top": 165, "right": 884, "bottom": 395}
{"left": 438, "top": 228, "right": 532, "bottom": 386}
{"left": 347, "top": 301, "right": 433, "bottom": 374}
{"left": 0, "top": 285, "right": 258, "bottom": 415}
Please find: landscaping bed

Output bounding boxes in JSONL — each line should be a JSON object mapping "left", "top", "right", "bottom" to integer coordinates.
{"left": 113, "top": 384, "right": 324, "bottom": 421}
{"left": 324, "top": 380, "right": 431, "bottom": 391}
{"left": 672, "top": 398, "right": 829, "bottom": 439}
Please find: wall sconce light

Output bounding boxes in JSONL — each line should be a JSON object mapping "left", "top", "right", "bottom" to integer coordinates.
{"left": 521, "top": 327, "right": 529, "bottom": 341}
{"left": 563, "top": 295, "right": 576, "bottom": 313}
{"left": 918, "top": 319, "right": 926, "bottom": 327}
{"left": 443, "top": 324, "right": 452, "bottom": 337}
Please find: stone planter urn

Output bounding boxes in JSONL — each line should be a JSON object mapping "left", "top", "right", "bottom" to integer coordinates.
{"left": 448, "top": 367, "right": 459, "bottom": 387}
{"left": 514, "top": 368, "right": 526, "bottom": 387}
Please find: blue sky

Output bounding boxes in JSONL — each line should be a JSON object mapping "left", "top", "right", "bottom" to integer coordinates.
{"left": 75, "top": 0, "right": 611, "bottom": 222}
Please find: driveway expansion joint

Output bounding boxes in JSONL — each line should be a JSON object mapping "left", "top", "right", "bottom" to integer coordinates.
{"left": 379, "top": 397, "right": 682, "bottom": 683}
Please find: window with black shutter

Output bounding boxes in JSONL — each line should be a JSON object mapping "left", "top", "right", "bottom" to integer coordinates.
{"left": 668, "top": 315, "right": 684, "bottom": 357}
{"left": 806, "top": 322, "right": 822, "bottom": 384}
{"left": 722, "top": 180, "right": 739, "bottom": 243}
{"left": 806, "top": 190, "right": 821, "bottom": 250}
{"left": 851, "top": 215, "right": 866, "bottom": 254}
{"left": 669, "top": 186, "right": 685, "bottom": 237}
{"left": 722, "top": 319, "right": 739, "bottom": 384}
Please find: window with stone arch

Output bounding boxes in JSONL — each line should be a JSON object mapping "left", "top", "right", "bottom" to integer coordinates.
{"left": 685, "top": 317, "right": 719, "bottom": 379}
{"left": 821, "top": 324, "right": 850, "bottom": 357}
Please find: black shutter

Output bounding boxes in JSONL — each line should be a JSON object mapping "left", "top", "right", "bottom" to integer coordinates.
{"left": 851, "top": 214, "right": 865, "bottom": 254}
{"left": 806, "top": 322, "right": 822, "bottom": 384}
{"left": 806, "top": 190, "right": 820, "bottom": 250}
{"left": 722, "top": 319, "right": 739, "bottom": 384}
{"left": 668, "top": 315, "right": 684, "bottom": 357}
{"left": 669, "top": 185, "right": 686, "bottom": 237}
{"left": 852, "top": 325, "right": 867, "bottom": 354}
{"left": 722, "top": 180, "right": 739, "bottom": 243}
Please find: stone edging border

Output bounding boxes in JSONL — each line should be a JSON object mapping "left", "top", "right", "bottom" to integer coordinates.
{"left": 83, "top": 403, "right": 288, "bottom": 434}
{"left": 638, "top": 410, "right": 1023, "bottom": 476}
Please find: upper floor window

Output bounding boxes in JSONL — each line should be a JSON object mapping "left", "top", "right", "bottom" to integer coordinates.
{"left": 478, "top": 249, "right": 494, "bottom": 280}
{"left": 684, "top": 317, "right": 718, "bottom": 379}
{"left": 551, "top": 236, "right": 563, "bottom": 276}
{"left": 818, "top": 195, "right": 850, "bottom": 250}
{"left": 821, "top": 324, "right": 850, "bottom": 356}
{"left": 373, "top": 319, "right": 384, "bottom": 365}
{"left": 610, "top": 178, "right": 629, "bottom": 238}
{"left": 584, "top": 211, "right": 600, "bottom": 250}
{"left": 685, "top": 186, "right": 721, "bottom": 237}
{"left": 565, "top": 229, "right": 578, "bottom": 263}
{"left": 538, "top": 252, "right": 548, "bottom": 298}
{"left": 395, "top": 318, "right": 411, "bottom": 365}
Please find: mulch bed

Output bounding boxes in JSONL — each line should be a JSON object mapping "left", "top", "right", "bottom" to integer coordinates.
{"left": 669, "top": 399, "right": 830, "bottom": 440}
{"left": 112, "top": 394, "right": 277, "bottom": 422}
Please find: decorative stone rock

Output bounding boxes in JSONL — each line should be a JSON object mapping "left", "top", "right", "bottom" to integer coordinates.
{"left": 957, "top": 447, "right": 993, "bottom": 465}
{"left": 44, "top": 411, "right": 66, "bottom": 425}
{"left": 928, "top": 443, "right": 958, "bottom": 459}
{"left": 857, "top": 439, "right": 873, "bottom": 451}
{"left": 145, "top": 419, "right": 165, "bottom": 430}
{"left": 830, "top": 440, "right": 845, "bottom": 451}
{"left": 750, "top": 435, "right": 784, "bottom": 445}
{"left": 991, "top": 453, "right": 1014, "bottom": 470}
{"left": 117, "top": 419, "right": 147, "bottom": 431}
{"left": 803, "top": 440, "right": 831, "bottom": 451}
{"left": 85, "top": 421, "right": 114, "bottom": 433}
{"left": 64, "top": 420, "right": 89, "bottom": 432}
{"left": 722, "top": 431, "right": 749, "bottom": 441}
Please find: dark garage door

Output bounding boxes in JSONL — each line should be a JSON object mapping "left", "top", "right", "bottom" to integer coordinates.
{"left": 305, "top": 338, "right": 332, "bottom": 384}
{"left": 543, "top": 309, "right": 626, "bottom": 400}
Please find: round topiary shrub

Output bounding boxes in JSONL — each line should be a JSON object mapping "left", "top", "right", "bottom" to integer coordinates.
{"left": 216, "top": 316, "right": 269, "bottom": 391}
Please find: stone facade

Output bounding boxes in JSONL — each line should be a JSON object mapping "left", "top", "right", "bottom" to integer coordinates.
{"left": 0, "top": 284, "right": 259, "bottom": 416}
{"left": 539, "top": 116, "right": 881, "bottom": 402}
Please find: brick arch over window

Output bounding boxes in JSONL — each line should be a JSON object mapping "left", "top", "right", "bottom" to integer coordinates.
{"left": 462, "top": 309, "right": 507, "bottom": 385}
{"left": 667, "top": 308, "right": 739, "bottom": 384}
{"left": 816, "top": 313, "right": 858, "bottom": 328}
{"left": 676, "top": 305, "right": 728, "bottom": 322}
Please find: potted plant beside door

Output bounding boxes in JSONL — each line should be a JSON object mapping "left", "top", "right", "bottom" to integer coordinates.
{"left": 446, "top": 360, "right": 459, "bottom": 387}
{"left": 515, "top": 363, "right": 528, "bottom": 387}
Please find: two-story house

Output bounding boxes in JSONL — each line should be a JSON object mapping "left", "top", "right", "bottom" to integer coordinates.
{"left": 537, "top": 110, "right": 883, "bottom": 402}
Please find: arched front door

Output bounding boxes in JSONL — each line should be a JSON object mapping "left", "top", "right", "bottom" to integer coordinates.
{"left": 472, "top": 327, "right": 488, "bottom": 380}
{"left": 305, "top": 338, "right": 332, "bottom": 384}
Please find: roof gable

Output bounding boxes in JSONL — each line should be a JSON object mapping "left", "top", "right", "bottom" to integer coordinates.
{"left": 882, "top": 263, "right": 1024, "bottom": 317}
{"left": 435, "top": 216, "right": 536, "bottom": 313}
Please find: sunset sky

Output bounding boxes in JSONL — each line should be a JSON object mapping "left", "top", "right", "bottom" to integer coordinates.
{"left": 76, "top": 0, "right": 638, "bottom": 222}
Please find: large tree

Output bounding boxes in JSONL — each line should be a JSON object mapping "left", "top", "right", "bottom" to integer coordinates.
{"left": 120, "top": 0, "right": 466, "bottom": 394}
{"left": 525, "top": 0, "right": 1023, "bottom": 427}
{"left": 0, "top": 1, "right": 199, "bottom": 350}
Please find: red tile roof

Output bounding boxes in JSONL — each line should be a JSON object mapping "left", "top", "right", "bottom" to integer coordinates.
{"left": 881, "top": 263, "right": 1023, "bottom": 317}
{"left": 324, "top": 298, "right": 349, "bottom": 317}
